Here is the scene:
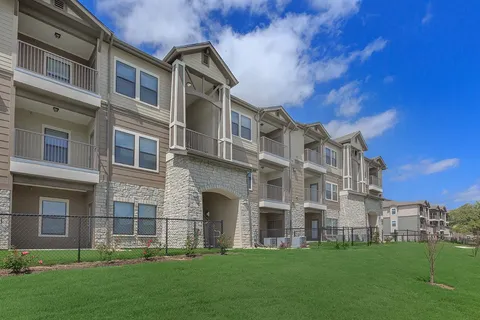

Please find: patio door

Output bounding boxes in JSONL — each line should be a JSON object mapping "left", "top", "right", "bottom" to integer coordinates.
{"left": 311, "top": 220, "right": 319, "bottom": 240}
{"left": 310, "top": 183, "right": 318, "bottom": 202}
{"left": 44, "top": 127, "right": 69, "bottom": 164}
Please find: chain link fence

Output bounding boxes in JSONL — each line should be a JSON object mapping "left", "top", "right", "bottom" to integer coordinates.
{"left": 0, "top": 213, "right": 223, "bottom": 267}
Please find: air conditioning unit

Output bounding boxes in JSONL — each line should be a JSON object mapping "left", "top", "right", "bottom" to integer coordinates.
{"left": 263, "top": 238, "right": 277, "bottom": 248}
{"left": 292, "top": 236, "right": 306, "bottom": 248}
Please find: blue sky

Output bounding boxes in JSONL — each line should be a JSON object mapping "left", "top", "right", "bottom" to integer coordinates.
{"left": 81, "top": 0, "right": 480, "bottom": 209}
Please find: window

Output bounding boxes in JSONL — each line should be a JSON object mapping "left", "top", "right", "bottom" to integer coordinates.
{"left": 113, "top": 202, "right": 134, "bottom": 235}
{"left": 46, "top": 55, "right": 71, "bottom": 83}
{"left": 231, "top": 111, "right": 239, "bottom": 136}
{"left": 202, "top": 52, "right": 209, "bottom": 66}
{"left": 138, "top": 204, "right": 156, "bottom": 235}
{"left": 326, "top": 218, "right": 338, "bottom": 236}
{"left": 140, "top": 72, "right": 158, "bottom": 106}
{"left": 40, "top": 198, "right": 68, "bottom": 236}
{"left": 325, "top": 147, "right": 337, "bottom": 167}
{"left": 326, "top": 182, "right": 338, "bottom": 201}
{"left": 247, "top": 172, "right": 253, "bottom": 191}
{"left": 114, "top": 130, "right": 135, "bottom": 166}
{"left": 392, "top": 220, "right": 397, "bottom": 228}
{"left": 114, "top": 128, "right": 159, "bottom": 171}
{"left": 231, "top": 111, "right": 252, "bottom": 141}
{"left": 116, "top": 61, "right": 136, "bottom": 98}
{"left": 391, "top": 208, "right": 397, "bottom": 215}
{"left": 44, "top": 127, "right": 69, "bottom": 164}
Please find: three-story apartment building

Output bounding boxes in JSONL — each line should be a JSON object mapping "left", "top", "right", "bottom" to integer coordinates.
{"left": 0, "top": 0, "right": 387, "bottom": 249}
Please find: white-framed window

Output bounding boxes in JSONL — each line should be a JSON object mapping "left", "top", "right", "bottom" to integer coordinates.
{"left": 392, "top": 220, "right": 397, "bottom": 228}
{"left": 39, "top": 197, "right": 69, "bottom": 237}
{"left": 113, "top": 201, "right": 134, "bottom": 235}
{"left": 45, "top": 53, "right": 72, "bottom": 84}
{"left": 114, "top": 57, "right": 160, "bottom": 108}
{"left": 325, "top": 182, "right": 338, "bottom": 201}
{"left": 43, "top": 125, "right": 71, "bottom": 165}
{"left": 247, "top": 172, "right": 253, "bottom": 191}
{"left": 391, "top": 208, "right": 397, "bottom": 215}
{"left": 231, "top": 111, "right": 252, "bottom": 141}
{"left": 113, "top": 127, "right": 159, "bottom": 172}
{"left": 325, "top": 147, "right": 337, "bottom": 167}
{"left": 326, "top": 218, "right": 338, "bottom": 236}
{"left": 138, "top": 204, "right": 156, "bottom": 236}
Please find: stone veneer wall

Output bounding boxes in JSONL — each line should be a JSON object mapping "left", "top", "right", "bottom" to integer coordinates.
{"left": 93, "top": 181, "right": 164, "bottom": 248}
{"left": 163, "top": 153, "right": 252, "bottom": 248}
{"left": 0, "top": 189, "right": 11, "bottom": 249}
{"left": 365, "top": 197, "right": 383, "bottom": 234}
{"left": 339, "top": 192, "right": 367, "bottom": 227}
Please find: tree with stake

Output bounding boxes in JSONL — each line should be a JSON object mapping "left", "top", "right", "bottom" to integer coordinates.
{"left": 424, "top": 229, "right": 443, "bottom": 285}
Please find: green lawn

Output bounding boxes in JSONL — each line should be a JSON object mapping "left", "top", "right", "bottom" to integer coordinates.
{"left": 1, "top": 243, "right": 479, "bottom": 320}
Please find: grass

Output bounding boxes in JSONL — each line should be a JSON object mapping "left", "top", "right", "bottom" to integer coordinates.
{"left": 1, "top": 242, "right": 479, "bottom": 320}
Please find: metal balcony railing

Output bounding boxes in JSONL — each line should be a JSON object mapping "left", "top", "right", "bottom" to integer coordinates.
{"left": 304, "top": 149, "right": 323, "bottom": 166}
{"left": 17, "top": 40, "right": 98, "bottom": 94}
{"left": 369, "top": 175, "right": 382, "bottom": 187}
{"left": 14, "top": 129, "right": 97, "bottom": 170}
{"left": 260, "top": 136, "right": 286, "bottom": 158}
{"left": 185, "top": 129, "right": 220, "bottom": 157}
{"left": 304, "top": 188, "right": 323, "bottom": 204}
{"left": 259, "top": 184, "right": 289, "bottom": 203}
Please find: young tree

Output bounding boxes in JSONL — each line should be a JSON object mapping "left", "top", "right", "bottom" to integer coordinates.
{"left": 424, "top": 231, "right": 443, "bottom": 284}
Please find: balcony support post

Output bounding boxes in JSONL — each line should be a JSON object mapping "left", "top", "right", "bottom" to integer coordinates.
{"left": 169, "top": 60, "right": 186, "bottom": 150}
{"left": 220, "top": 85, "right": 232, "bottom": 161}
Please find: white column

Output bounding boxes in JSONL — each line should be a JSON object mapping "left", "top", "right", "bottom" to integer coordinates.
{"left": 220, "top": 85, "right": 232, "bottom": 160}
{"left": 169, "top": 60, "right": 186, "bottom": 150}
{"left": 360, "top": 151, "right": 366, "bottom": 193}
{"left": 343, "top": 144, "right": 352, "bottom": 190}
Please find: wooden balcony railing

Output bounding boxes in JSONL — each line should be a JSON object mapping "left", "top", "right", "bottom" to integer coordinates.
{"left": 304, "top": 149, "right": 324, "bottom": 166}
{"left": 259, "top": 184, "right": 289, "bottom": 203}
{"left": 369, "top": 175, "right": 382, "bottom": 187}
{"left": 185, "top": 129, "right": 220, "bottom": 157}
{"left": 304, "top": 188, "right": 323, "bottom": 204}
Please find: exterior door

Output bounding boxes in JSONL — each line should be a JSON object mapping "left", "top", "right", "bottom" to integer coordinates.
{"left": 311, "top": 220, "right": 319, "bottom": 240}
{"left": 310, "top": 183, "right": 318, "bottom": 202}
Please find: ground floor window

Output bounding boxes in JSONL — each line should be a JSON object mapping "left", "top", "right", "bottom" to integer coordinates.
{"left": 113, "top": 202, "right": 134, "bottom": 235}
{"left": 325, "top": 218, "right": 338, "bottom": 236}
{"left": 138, "top": 204, "right": 156, "bottom": 235}
{"left": 39, "top": 198, "right": 68, "bottom": 236}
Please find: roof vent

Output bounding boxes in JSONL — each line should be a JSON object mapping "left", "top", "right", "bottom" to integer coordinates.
{"left": 53, "top": 0, "right": 65, "bottom": 10}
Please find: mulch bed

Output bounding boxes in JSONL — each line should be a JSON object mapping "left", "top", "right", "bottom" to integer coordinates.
{"left": 0, "top": 255, "right": 199, "bottom": 277}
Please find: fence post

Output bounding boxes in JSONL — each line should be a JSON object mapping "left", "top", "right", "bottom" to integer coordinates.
{"left": 381, "top": 230, "right": 384, "bottom": 243}
{"left": 77, "top": 217, "right": 82, "bottom": 263}
{"left": 221, "top": 220, "right": 224, "bottom": 235}
{"left": 342, "top": 227, "right": 345, "bottom": 245}
{"left": 351, "top": 228, "right": 354, "bottom": 246}
{"left": 319, "top": 227, "right": 322, "bottom": 245}
{"left": 407, "top": 229, "right": 409, "bottom": 242}
{"left": 165, "top": 218, "right": 169, "bottom": 256}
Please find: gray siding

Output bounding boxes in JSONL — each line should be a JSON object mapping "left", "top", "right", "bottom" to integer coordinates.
{"left": 325, "top": 172, "right": 342, "bottom": 211}
{"left": 383, "top": 217, "right": 391, "bottom": 233}
{"left": 0, "top": 0, "right": 14, "bottom": 72}
{"left": 183, "top": 52, "right": 226, "bottom": 84}
{"left": 398, "top": 216, "right": 419, "bottom": 231}
{"left": 0, "top": 73, "right": 12, "bottom": 189}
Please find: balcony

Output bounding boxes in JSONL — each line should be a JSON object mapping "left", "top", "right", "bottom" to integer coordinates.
{"left": 259, "top": 137, "right": 289, "bottom": 167}
{"left": 185, "top": 129, "right": 221, "bottom": 158}
{"left": 303, "top": 149, "right": 327, "bottom": 174}
{"left": 259, "top": 184, "right": 290, "bottom": 210}
{"left": 369, "top": 175, "right": 383, "bottom": 193}
{"left": 14, "top": 41, "right": 100, "bottom": 107}
{"left": 10, "top": 129, "right": 99, "bottom": 184}
{"left": 304, "top": 188, "right": 327, "bottom": 211}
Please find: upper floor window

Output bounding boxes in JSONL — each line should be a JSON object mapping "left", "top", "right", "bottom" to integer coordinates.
{"left": 325, "top": 147, "right": 337, "bottom": 167}
{"left": 392, "top": 220, "right": 397, "bottom": 228}
{"left": 391, "top": 208, "right": 396, "bottom": 215}
{"left": 114, "top": 127, "right": 159, "bottom": 172}
{"left": 247, "top": 172, "right": 253, "bottom": 191}
{"left": 115, "top": 58, "right": 159, "bottom": 107}
{"left": 231, "top": 111, "right": 252, "bottom": 141}
{"left": 326, "top": 182, "right": 338, "bottom": 201}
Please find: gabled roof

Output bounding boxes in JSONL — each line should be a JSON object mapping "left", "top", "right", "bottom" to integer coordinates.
{"left": 297, "top": 122, "right": 330, "bottom": 139}
{"left": 334, "top": 131, "right": 368, "bottom": 151}
{"left": 260, "top": 106, "right": 297, "bottom": 129}
{"left": 383, "top": 200, "right": 430, "bottom": 208}
{"left": 68, "top": 0, "right": 112, "bottom": 36}
{"left": 430, "top": 204, "right": 447, "bottom": 212}
{"left": 163, "top": 42, "right": 239, "bottom": 87}
{"left": 368, "top": 156, "right": 387, "bottom": 170}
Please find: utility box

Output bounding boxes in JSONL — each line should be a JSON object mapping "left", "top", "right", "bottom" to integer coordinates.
{"left": 292, "top": 236, "right": 306, "bottom": 248}
{"left": 263, "top": 238, "right": 277, "bottom": 248}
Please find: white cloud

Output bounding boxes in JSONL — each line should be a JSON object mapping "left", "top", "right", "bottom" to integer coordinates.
{"left": 383, "top": 75, "right": 394, "bottom": 84}
{"left": 325, "top": 109, "right": 397, "bottom": 139}
{"left": 393, "top": 158, "right": 460, "bottom": 181}
{"left": 442, "top": 189, "right": 449, "bottom": 195}
{"left": 97, "top": 0, "right": 388, "bottom": 106}
{"left": 325, "top": 80, "right": 367, "bottom": 117}
{"left": 422, "top": 2, "right": 433, "bottom": 25}
{"left": 454, "top": 184, "right": 480, "bottom": 202}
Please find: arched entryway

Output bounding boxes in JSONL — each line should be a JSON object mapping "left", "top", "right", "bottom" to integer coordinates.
{"left": 367, "top": 212, "right": 379, "bottom": 228}
{"left": 202, "top": 189, "right": 240, "bottom": 248}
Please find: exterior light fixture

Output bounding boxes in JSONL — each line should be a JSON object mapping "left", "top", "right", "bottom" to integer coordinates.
{"left": 54, "top": 32, "right": 61, "bottom": 39}
{"left": 53, "top": 107, "right": 59, "bottom": 112}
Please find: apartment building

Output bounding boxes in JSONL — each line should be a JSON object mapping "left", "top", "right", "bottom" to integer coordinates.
{"left": 0, "top": 0, "right": 387, "bottom": 249}
{"left": 383, "top": 201, "right": 450, "bottom": 238}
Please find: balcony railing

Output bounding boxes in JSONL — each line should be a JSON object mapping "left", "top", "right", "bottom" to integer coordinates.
{"left": 304, "top": 188, "right": 323, "bottom": 204}
{"left": 259, "top": 184, "right": 289, "bottom": 203}
{"left": 304, "top": 149, "right": 323, "bottom": 166}
{"left": 185, "top": 129, "right": 220, "bottom": 157}
{"left": 17, "top": 40, "right": 98, "bottom": 94}
{"left": 260, "top": 136, "right": 286, "bottom": 158}
{"left": 369, "top": 175, "right": 382, "bottom": 187}
{"left": 14, "top": 129, "right": 97, "bottom": 170}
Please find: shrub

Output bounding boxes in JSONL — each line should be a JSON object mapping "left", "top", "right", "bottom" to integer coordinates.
{"left": 141, "top": 239, "right": 162, "bottom": 260}
{"left": 97, "top": 243, "right": 117, "bottom": 262}
{"left": 279, "top": 241, "right": 289, "bottom": 250}
{"left": 185, "top": 229, "right": 200, "bottom": 257}
{"left": 372, "top": 230, "right": 380, "bottom": 244}
{"left": 218, "top": 233, "right": 233, "bottom": 255}
{"left": 300, "top": 242, "right": 308, "bottom": 249}
{"left": 384, "top": 236, "right": 392, "bottom": 243}
{"left": 342, "top": 242, "right": 349, "bottom": 250}
{"left": 2, "top": 248, "right": 37, "bottom": 274}
{"left": 335, "top": 241, "right": 341, "bottom": 250}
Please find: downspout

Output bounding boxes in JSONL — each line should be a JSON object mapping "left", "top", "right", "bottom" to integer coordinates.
{"left": 288, "top": 124, "right": 293, "bottom": 241}
{"left": 249, "top": 109, "right": 262, "bottom": 247}
{"left": 105, "top": 35, "right": 114, "bottom": 244}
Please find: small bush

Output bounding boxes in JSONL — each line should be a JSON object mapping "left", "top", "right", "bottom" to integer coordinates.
{"left": 97, "top": 243, "right": 117, "bottom": 262}
{"left": 279, "top": 241, "right": 289, "bottom": 250}
{"left": 2, "top": 248, "right": 38, "bottom": 274}
{"left": 141, "top": 239, "right": 162, "bottom": 260}
{"left": 384, "top": 236, "right": 392, "bottom": 244}
{"left": 372, "top": 230, "right": 380, "bottom": 244}
{"left": 185, "top": 229, "right": 200, "bottom": 257}
{"left": 335, "top": 241, "right": 341, "bottom": 250}
{"left": 218, "top": 233, "right": 233, "bottom": 255}
{"left": 342, "top": 242, "right": 349, "bottom": 250}
{"left": 300, "top": 242, "right": 308, "bottom": 249}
